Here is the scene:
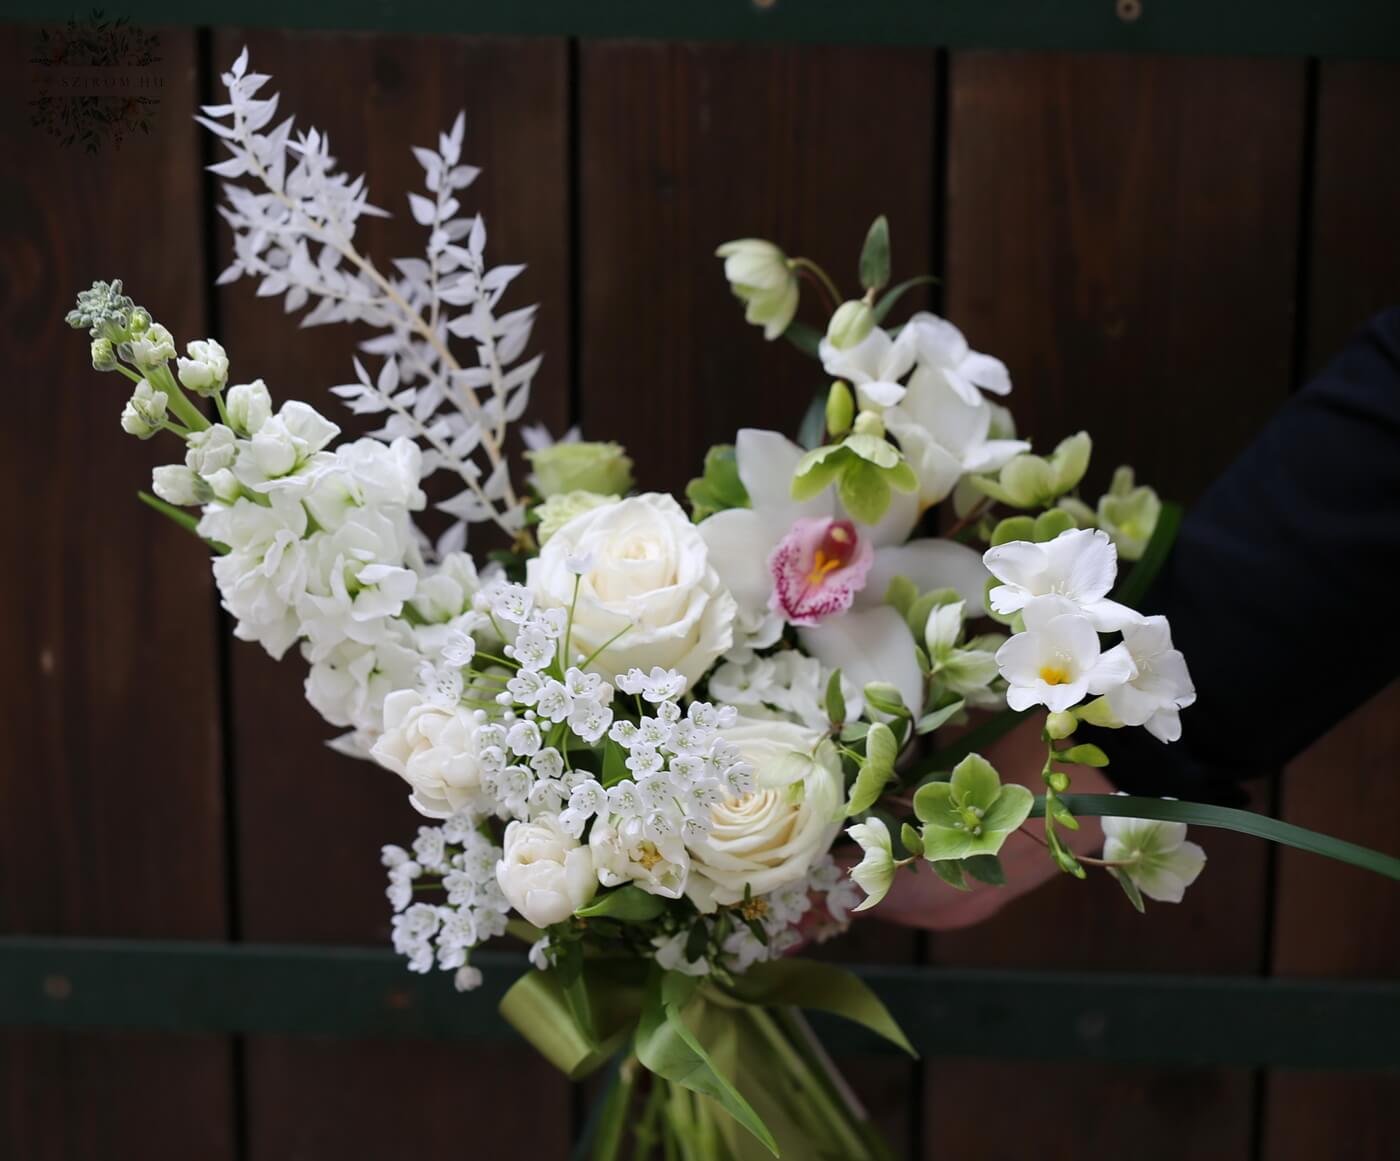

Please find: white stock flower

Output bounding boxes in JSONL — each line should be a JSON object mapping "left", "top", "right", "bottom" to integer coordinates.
{"left": 984, "top": 528, "right": 1140, "bottom": 632}
{"left": 995, "top": 596, "right": 1135, "bottom": 713}
{"left": 497, "top": 817, "right": 598, "bottom": 927}
{"left": 1102, "top": 803, "right": 1206, "bottom": 903}
{"left": 818, "top": 325, "right": 917, "bottom": 411}
{"left": 370, "top": 691, "right": 491, "bottom": 817}
{"left": 225, "top": 379, "right": 272, "bottom": 434}
{"left": 684, "top": 717, "right": 844, "bottom": 911}
{"left": 151, "top": 465, "right": 207, "bottom": 506}
{"left": 303, "top": 632, "right": 420, "bottom": 732}
{"left": 232, "top": 400, "right": 340, "bottom": 494}
{"left": 526, "top": 494, "right": 736, "bottom": 691}
{"left": 185, "top": 423, "right": 238, "bottom": 476}
{"left": 905, "top": 311, "right": 1011, "bottom": 406}
{"left": 1105, "top": 616, "right": 1196, "bottom": 743}
{"left": 303, "top": 437, "right": 426, "bottom": 531}
{"left": 411, "top": 553, "right": 481, "bottom": 624}
{"left": 120, "top": 379, "right": 167, "bottom": 438}
{"left": 176, "top": 338, "right": 229, "bottom": 396}
{"left": 885, "top": 367, "right": 1029, "bottom": 507}
{"left": 127, "top": 323, "right": 176, "bottom": 368}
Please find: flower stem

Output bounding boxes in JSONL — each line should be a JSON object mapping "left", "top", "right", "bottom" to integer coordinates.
{"left": 789, "top": 257, "right": 841, "bottom": 313}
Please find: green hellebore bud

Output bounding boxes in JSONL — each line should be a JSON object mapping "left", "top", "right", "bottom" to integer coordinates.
{"left": 1045, "top": 712, "right": 1078, "bottom": 741}
{"left": 826, "top": 299, "right": 876, "bottom": 351}
{"left": 91, "top": 337, "right": 117, "bottom": 372}
{"left": 825, "top": 381, "right": 854, "bottom": 437}
{"left": 526, "top": 440, "right": 634, "bottom": 499}
{"left": 535, "top": 490, "right": 619, "bottom": 543}
{"left": 852, "top": 409, "right": 885, "bottom": 439}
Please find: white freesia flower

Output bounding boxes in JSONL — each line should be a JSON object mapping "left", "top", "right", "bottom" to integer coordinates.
{"left": 176, "top": 338, "right": 229, "bottom": 396}
{"left": 905, "top": 311, "right": 1011, "bottom": 406}
{"left": 1106, "top": 616, "right": 1196, "bottom": 743}
{"left": 1102, "top": 803, "right": 1206, "bottom": 903}
{"left": 685, "top": 717, "right": 844, "bottom": 911}
{"left": 526, "top": 493, "right": 736, "bottom": 691}
{"left": 995, "top": 596, "right": 1135, "bottom": 713}
{"left": 232, "top": 400, "right": 340, "bottom": 494}
{"left": 846, "top": 817, "right": 896, "bottom": 911}
{"left": 370, "top": 690, "right": 491, "bottom": 817}
{"left": 818, "top": 325, "right": 917, "bottom": 411}
{"left": 225, "top": 379, "right": 272, "bottom": 435}
{"left": 699, "top": 428, "right": 989, "bottom": 705}
{"left": 984, "top": 528, "right": 1140, "bottom": 632}
{"left": 497, "top": 817, "right": 598, "bottom": 927}
{"left": 885, "top": 367, "right": 1029, "bottom": 507}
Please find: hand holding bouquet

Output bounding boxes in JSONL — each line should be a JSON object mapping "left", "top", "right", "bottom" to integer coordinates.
{"left": 65, "top": 50, "right": 1398, "bottom": 1158}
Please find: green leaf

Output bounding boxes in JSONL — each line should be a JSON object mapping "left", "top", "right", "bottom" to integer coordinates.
{"left": 873, "top": 274, "right": 939, "bottom": 323}
{"left": 962, "top": 854, "right": 1006, "bottom": 886}
{"left": 900, "top": 822, "right": 924, "bottom": 857}
{"left": 1046, "top": 794, "right": 1400, "bottom": 882}
{"left": 931, "top": 857, "right": 970, "bottom": 890}
{"left": 863, "top": 681, "right": 908, "bottom": 718}
{"left": 846, "top": 724, "right": 897, "bottom": 818}
{"left": 575, "top": 885, "right": 667, "bottom": 923}
{"left": 864, "top": 721, "right": 898, "bottom": 770}
{"left": 858, "top": 214, "right": 891, "bottom": 293}
{"left": 796, "top": 389, "right": 828, "bottom": 450}
{"left": 1057, "top": 743, "right": 1110, "bottom": 768}
{"left": 990, "top": 514, "right": 1036, "bottom": 547}
{"left": 1110, "top": 867, "right": 1147, "bottom": 913}
{"left": 601, "top": 739, "right": 630, "bottom": 787}
{"left": 915, "top": 699, "right": 965, "bottom": 735}
{"left": 782, "top": 319, "right": 822, "bottom": 358}
{"left": 556, "top": 940, "right": 595, "bottom": 1043}
{"left": 839, "top": 721, "right": 870, "bottom": 743}
{"left": 724, "top": 958, "right": 916, "bottom": 1057}
{"left": 634, "top": 973, "right": 778, "bottom": 1156}
{"left": 1113, "top": 500, "right": 1184, "bottom": 609}
{"left": 825, "top": 669, "right": 847, "bottom": 727}
{"left": 138, "top": 490, "right": 229, "bottom": 553}
{"left": 950, "top": 753, "right": 1002, "bottom": 812}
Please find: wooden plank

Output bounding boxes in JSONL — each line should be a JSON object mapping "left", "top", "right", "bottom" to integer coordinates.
{"left": 1262, "top": 58, "right": 1400, "bottom": 1161}
{"left": 0, "top": 23, "right": 234, "bottom": 1161}
{"left": 929, "top": 52, "right": 1307, "bottom": 1159}
{"left": 577, "top": 38, "right": 937, "bottom": 1152}
{"left": 208, "top": 28, "right": 573, "bottom": 1159}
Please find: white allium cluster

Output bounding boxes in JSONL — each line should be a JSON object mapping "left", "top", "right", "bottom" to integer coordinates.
{"left": 199, "top": 49, "right": 538, "bottom": 550}
{"left": 382, "top": 814, "right": 510, "bottom": 989}
{"left": 708, "top": 650, "right": 858, "bottom": 731}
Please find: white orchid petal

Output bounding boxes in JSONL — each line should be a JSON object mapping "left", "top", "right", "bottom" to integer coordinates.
{"left": 799, "top": 607, "right": 923, "bottom": 718}
{"left": 861, "top": 539, "right": 989, "bottom": 616}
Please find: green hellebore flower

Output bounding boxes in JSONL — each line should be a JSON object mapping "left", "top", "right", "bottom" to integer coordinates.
{"left": 791, "top": 433, "right": 917, "bottom": 525}
{"left": 846, "top": 817, "right": 896, "bottom": 911}
{"left": 715, "top": 238, "right": 800, "bottom": 340}
{"left": 526, "top": 440, "right": 634, "bottom": 499}
{"left": 827, "top": 299, "right": 876, "bottom": 350}
{"left": 1097, "top": 466, "right": 1162, "bottom": 561}
{"left": 535, "top": 490, "right": 620, "bottom": 543}
{"left": 685, "top": 443, "right": 750, "bottom": 522}
{"left": 913, "top": 753, "right": 1034, "bottom": 862}
{"left": 974, "top": 431, "right": 1093, "bottom": 510}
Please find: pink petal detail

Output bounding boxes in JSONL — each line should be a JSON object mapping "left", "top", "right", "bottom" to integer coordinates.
{"left": 767, "top": 517, "right": 875, "bottom": 626}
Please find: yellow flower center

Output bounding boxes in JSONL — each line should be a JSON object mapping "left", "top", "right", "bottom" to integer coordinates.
{"left": 739, "top": 898, "right": 769, "bottom": 921}
{"left": 637, "top": 842, "right": 663, "bottom": 870}
{"left": 1039, "top": 665, "right": 1071, "bottom": 686}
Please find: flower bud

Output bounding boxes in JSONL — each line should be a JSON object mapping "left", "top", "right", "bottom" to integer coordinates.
{"left": 151, "top": 464, "right": 211, "bottom": 507}
{"left": 1045, "top": 711, "right": 1078, "bottom": 741}
{"left": 225, "top": 379, "right": 272, "bottom": 435}
{"left": 526, "top": 440, "right": 634, "bottom": 498}
{"left": 1047, "top": 770, "right": 1072, "bottom": 793}
{"left": 825, "top": 381, "right": 854, "bottom": 437}
{"left": 177, "top": 338, "right": 229, "bottom": 397}
{"left": 128, "top": 323, "right": 176, "bottom": 369}
{"left": 715, "top": 239, "right": 800, "bottom": 340}
{"left": 826, "top": 299, "right": 875, "bottom": 351}
{"left": 120, "top": 380, "right": 168, "bottom": 439}
{"left": 185, "top": 423, "right": 238, "bottom": 476}
{"left": 128, "top": 307, "right": 152, "bottom": 335}
{"left": 90, "top": 337, "right": 117, "bottom": 372}
{"left": 852, "top": 409, "right": 886, "bottom": 439}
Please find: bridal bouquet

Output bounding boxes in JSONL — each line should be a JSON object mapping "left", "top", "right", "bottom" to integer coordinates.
{"left": 66, "top": 51, "right": 1398, "bottom": 1160}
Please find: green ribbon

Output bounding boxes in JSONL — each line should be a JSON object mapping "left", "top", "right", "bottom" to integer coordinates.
{"left": 498, "top": 958, "right": 647, "bottom": 1079}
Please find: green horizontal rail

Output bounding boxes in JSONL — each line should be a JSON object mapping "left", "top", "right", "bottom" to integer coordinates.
{"left": 2, "top": 937, "right": 1397, "bottom": 1070}
{"left": 5, "top": 0, "right": 1400, "bottom": 57}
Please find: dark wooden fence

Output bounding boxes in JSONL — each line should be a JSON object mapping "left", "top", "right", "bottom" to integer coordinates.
{"left": 2, "top": 16, "right": 1398, "bottom": 1159}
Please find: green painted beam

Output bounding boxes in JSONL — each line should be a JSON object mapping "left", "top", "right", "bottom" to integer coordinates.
{"left": 2, "top": 936, "right": 1397, "bottom": 1069}
{"left": 4, "top": 0, "right": 1400, "bottom": 57}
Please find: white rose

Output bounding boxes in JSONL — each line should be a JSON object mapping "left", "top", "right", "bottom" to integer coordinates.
{"left": 497, "top": 817, "right": 598, "bottom": 927}
{"left": 370, "top": 690, "right": 490, "bottom": 817}
{"left": 526, "top": 493, "right": 736, "bottom": 691}
{"left": 685, "top": 717, "right": 844, "bottom": 911}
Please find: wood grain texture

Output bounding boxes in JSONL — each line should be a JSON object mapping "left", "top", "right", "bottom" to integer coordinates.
{"left": 577, "top": 39, "right": 938, "bottom": 1153}
{"left": 208, "top": 29, "right": 573, "bottom": 1160}
{"left": 926, "top": 52, "right": 1307, "bottom": 1160}
{"left": 0, "top": 25, "right": 234, "bottom": 1161}
{"left": 1261, "top": 58, "right": 1400, "bottom": 1161}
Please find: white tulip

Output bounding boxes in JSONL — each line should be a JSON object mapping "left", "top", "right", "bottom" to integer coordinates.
{"left": 497, "top": 817, "right": 598, "bottom": 927}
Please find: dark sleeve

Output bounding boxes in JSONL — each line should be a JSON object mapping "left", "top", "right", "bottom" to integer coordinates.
{"left": 1088, "top": 307, "right": 1400, "bottom": 805}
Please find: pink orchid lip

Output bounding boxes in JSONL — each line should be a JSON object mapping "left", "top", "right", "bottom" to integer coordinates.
{"left": 767, "top": 517, "right": 875, "bottom": 626}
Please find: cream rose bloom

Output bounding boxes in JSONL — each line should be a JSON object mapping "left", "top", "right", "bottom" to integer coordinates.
{"left": 369, "top": 690, "right": 488, "bottom": 818}
{"left": 526, "top": 493, "right": 736, "bottom": 690}
{"left": 497, "top": 818, "right": 598, "bottom": 928}
{"left": 685, "top": 716, "right": 844, "bottom": 911}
